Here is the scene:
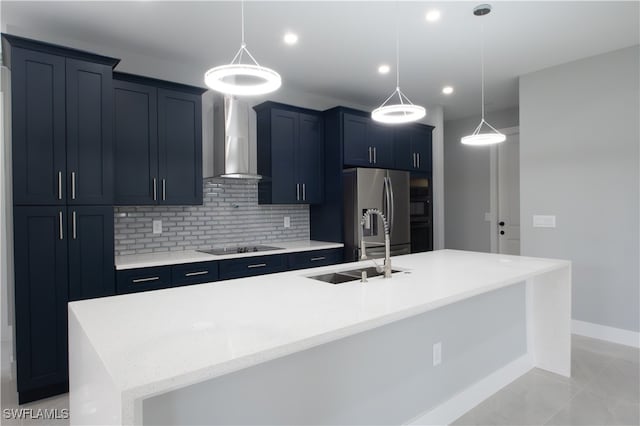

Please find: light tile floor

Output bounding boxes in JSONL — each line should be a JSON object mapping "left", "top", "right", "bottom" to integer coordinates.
{"left": 453, "top": 335, "right": 640, "bottom": 426}
{"left": 1, "top": 335, "right": 638, "bottom": 425}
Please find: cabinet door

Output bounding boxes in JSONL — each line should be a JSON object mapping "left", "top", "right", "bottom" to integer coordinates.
{"left": 393, "top": 127, "right": 414, "bottom": 171}
{"left": 369, "top": 123, "right": 394, "bottom": 168}
{"left": 157, "top": 89, "right": 202, "bottom": 205}
{"left": 66, "top": 59, "right": 114, "bottom": 205}
{"left": 11, "top": 48, "right": 66, "bottom": 205}
{"left": 113, "top": 80, "right": 158, "bottom": 205}
{"left": 297, "top": 112, "right": 324, "bottom": 204}
{"left": 13, "top": 207, "right": 68, "bottom": 402}
{"left": 68, "top": 206, "right": 115, "bottom": 301}
{"left": 270, "top": 109, "right": 298, "bottom": 203}
{"left": 218, "top": 254, "right": 288, "bottom": 280}
{"left": 412, "top": 125, "right": 433, "bottom": 172}
{"left": 343, "top": 113, "right": 372, "bottom": 167}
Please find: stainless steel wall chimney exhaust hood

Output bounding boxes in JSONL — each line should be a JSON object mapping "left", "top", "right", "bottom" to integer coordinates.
{"left": 214, "top": 95, "right": 261, "bottom": 179}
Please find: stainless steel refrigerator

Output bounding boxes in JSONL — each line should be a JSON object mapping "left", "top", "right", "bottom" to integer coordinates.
{"left": 343, "top": 168, "right": 411, "bottom": 262}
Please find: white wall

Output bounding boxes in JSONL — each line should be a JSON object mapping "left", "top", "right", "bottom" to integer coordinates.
{"left": 520, "top": 46, "right": 640, "bottom": 333}
{"left": 443, "top": 107, "right": 519, "bottom": 251}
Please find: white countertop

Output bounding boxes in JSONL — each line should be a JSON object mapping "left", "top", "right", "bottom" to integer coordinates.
{"left": 115, "top": 240, "right": 344, "bottom": 270}
{"left": 70, "top": 249, "right": 569, "bottom": 405}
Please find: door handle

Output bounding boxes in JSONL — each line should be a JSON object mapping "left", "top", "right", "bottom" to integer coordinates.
{"left": 162, "top": 179, "right": 166, "bottom": 201}
{"left": 153, "top": 178, "right": 157, "bottom": 201}
{"left": 72, "top": 210, "right": 77, "bottom": 240}
{"left": 388, "top": 175, "right": 395, "bottom": 235}
{"left": 417, "top": 153, "right": 420, "bottom": 168}
{"left": 71, "top": 172, "right": 76, "bottom": 200}
{"left": 500, "top": 230, "right": 505, "bottom": 235}
{"left": 368, "top": 146, "right": 372, "bottom": 163}
{"left": 302, "top": 183, "right": 306, "bottom": 201}
{"left": 413, "top": 153, "right": 416, "bottom": 168}
{"left": 58, "top": 211, "right": 64, "bottom": 240}
{"left": 499, "top": 221, "right": 505, "bottom": 227}
{"left": 373, "top": 147, "right": 377, "bottom": 164}
{"left": 310, "top": 257, "right": 326, "bottom": 261}
{"left": 296, "top": 183, "right": 300, "bottom": 201}
{"left": 57, "top": 171, "right": 63, "bottom": 200}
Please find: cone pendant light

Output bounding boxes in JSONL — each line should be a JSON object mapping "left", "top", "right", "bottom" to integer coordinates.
{"left": 461, "top": 4, "right": 506, "bottom": 145}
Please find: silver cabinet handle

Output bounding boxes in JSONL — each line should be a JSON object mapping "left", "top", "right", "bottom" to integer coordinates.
{"left": 247, "top": 263, "right": 267, "bottom": 269}
{"left": 132, "top": 276, "right": 160, "bottom": 283}
{"left": 417, "top": 153, "right": 420, "bottom": 168}
{"left": 310, "top": 256, "right": 326, "bottom": 261}
{"left": 153, "top": 178, "right": 157, "bottom": 201}
{"left": 296, "top": 183, "right": 300, "bottom": 201}
{"left": 162, "top": 179, "right": 166, "bottom": 201}
{"left": 185, "top": 271, "right": 209, "bottom": 277}
{"left": 373, "top": 147, "right": 377, "bottom": 164}
{"left": 413, "top": 153, "right": 417, "bottom": 168}
{"left": 302, "top": 183, "right": 306, "bottom": 201}
{"left": 71, "top": 172, "right": 76, "bottom": 200}
{"left": 58, "top": 211, "right": 64, "bottom": 240}
{"left": 368, "top": 146, "right": 372, "bottom": 163}
{"left": 57, "top": 171, "right": 63, "bottom": 200}
{"left": 72, "top": 211, "right": 77, "bottom": 240}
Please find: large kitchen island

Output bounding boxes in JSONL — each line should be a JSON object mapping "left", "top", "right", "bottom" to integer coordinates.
{"left": 69, "top": 250, "right": 571, "bottom": 425}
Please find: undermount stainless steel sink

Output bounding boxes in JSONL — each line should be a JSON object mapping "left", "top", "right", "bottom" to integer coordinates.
{"left": 309, "top": 267, "right": 402, "bottom": 284}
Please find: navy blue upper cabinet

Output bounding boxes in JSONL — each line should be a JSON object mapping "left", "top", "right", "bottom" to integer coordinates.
{"left": 255, "top": 102, "right": 324, "bottom": 204}
{"left": 394, "top": 124, "right": 434, "bottom": 172}
{"left": 4, "top": 35, "right": 119, "bottom": 206}
{"left": 66, "top": 59, "right": 114, "bottom": 205}
{"left": 342, "top": 112, "right": 394, "bottom": 168}
{"left": 158, "top": 89, "right": 203, "bottom": 205}
{"left": 113, "top": 73, "right": 205, "bottom": 206}
{"left": 10, "top": 48, "right": 67, "bottom": 205}
{"left": 13, "top": 206, "right": 69, "bottom": 403}
{"left": 113, "top": 79, "right": 158, "bottom": 204}
{"left": 67, "top": 206, "right": 115, "bottom": 301}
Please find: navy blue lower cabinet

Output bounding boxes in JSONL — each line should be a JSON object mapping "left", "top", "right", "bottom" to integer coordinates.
{"left": 171, "top": 261, "right": 219, "bottom": 286}
{"left": 116, "top": 266, "right": 172, "bottom": 294}
{"left": 288, "top": 248, "right": 344, "bottom": 270}
{"left": 219, "top": 254, "right": 288, "bottom": 280}
{"left": 13, "top": 206, "right": 69, "bottom": 403}
{"left": 68, "top": 206, "right": 115, "bottom": 301}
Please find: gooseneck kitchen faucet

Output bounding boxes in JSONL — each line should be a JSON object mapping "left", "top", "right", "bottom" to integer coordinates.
{"left": 360, "top": 208, "right": 392, "bottom": 279}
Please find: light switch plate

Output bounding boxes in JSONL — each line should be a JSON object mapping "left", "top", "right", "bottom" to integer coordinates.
{"left": 152, "top": 220, "right": 162, "bottom": 234}
{"left": 284, "top": 216, "right": 291, "bottom": 228}
{"left": 484, "top": 212, "right": 492, "bottom": 222}
{"left": 533, "top": 215, "right": 556, "bottom": 228}
{"left": 433, "top": 342, "right": 442, "bottom": 366}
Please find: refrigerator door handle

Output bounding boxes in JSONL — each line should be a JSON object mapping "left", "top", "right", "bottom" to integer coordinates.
{"left": 388, "top": 175, "right": 395, "bottom": 236}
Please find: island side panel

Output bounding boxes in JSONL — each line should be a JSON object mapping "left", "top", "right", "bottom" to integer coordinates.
{"left": 526, "top": 264, "right": 572, "bottom": 377}
{"left": 142, "top": 284, "right": 528, "bottom": 426}
{"left": 69, "top": 308, "right": 122, "bottom": 425}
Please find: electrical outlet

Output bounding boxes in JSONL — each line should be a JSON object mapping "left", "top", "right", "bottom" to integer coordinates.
{"left": 284, "top": 216, "right": 291, "bottom": 228}
{"left": 152, "top": 220, "right": 162, "bottom": 234}
{"left": 433, "top": 342, "right": 442, "bottom": 366}
{"left": 533, "top": 215, "right": 556, "bottom": 228}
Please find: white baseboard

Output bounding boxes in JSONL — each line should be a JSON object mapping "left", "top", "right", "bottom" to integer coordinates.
{"left": 572, "top": 320, "right": 640, "bottom": 348}
{"left": 408, "top": 354, "right": 534, "bottom": 426}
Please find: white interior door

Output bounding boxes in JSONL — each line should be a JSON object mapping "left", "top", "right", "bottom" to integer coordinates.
{"left": 497, "top": 133, "right": 520, "bottom": 255}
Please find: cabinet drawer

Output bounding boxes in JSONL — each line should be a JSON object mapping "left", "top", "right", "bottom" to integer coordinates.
{"left": 171, "top": 261, "right": 218, "bottom": 286}
{"left": 116, "top": 266, "right": 172, "bottom": 294}
{"left": 288, "top": 248, "right": 343, "bottom": 270}
{"left": 219, "top": 254, "right": 288, "bottom": 280}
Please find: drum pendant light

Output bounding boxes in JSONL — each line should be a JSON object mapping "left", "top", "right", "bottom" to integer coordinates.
{"left": 461, "top": 4, "right": 506, "bottom": 145}
{"left": 371, "top": 4, "right": 426, "bottom": 124}
{"left": 204, "top": 0, "right": 281, "bottom": 96}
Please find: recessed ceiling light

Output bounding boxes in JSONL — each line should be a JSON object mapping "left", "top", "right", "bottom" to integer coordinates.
{"left": 442, "top": 86, "right": 454, "bottom": 95}
{"left": 425, "top": 10, "right": 441, "bottom": 22}
{"left": 378, "top": 64, "right": 390, "bottom": 74}
{"left": 284, "top": 32, "right": 298, "bottom": 45}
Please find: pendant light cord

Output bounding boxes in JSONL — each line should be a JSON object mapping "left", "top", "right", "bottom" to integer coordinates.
{"left": 395, "top": 1, "right": 401, "bottom": 92}
{"left": 241, "top": 0, "right": 246, "bottom": 46}
{"left": 480, "top": 22, "right": 485, "bottom": 120}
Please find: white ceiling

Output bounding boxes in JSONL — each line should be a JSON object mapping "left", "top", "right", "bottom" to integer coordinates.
{"left": 2, "top": 1, "right": 638, "bottom": 120}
